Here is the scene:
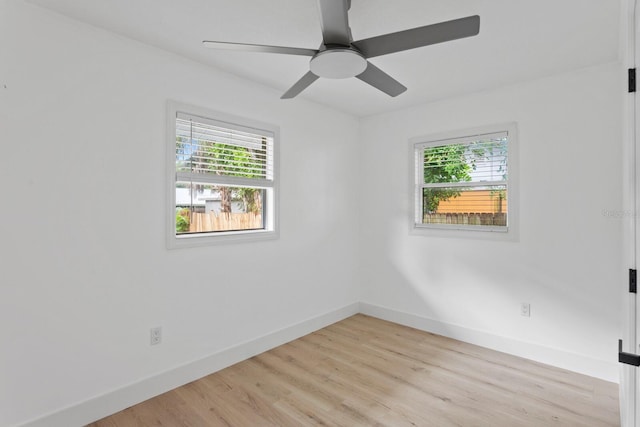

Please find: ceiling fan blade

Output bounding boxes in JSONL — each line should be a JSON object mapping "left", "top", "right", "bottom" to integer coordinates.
{"left": 281, "top": 71, "right": 320, "bottom": 99}
{"left": 317, "top": 0, "right": 352, "bottom": 46}
{"left": 203, "top": 40, "right": 318, "bottom": 57}
{"left": 356, "top": 62, "right": 407, "bottom": 97}
{"left": 352, "top": 15, "right": 480, "bottom": 58}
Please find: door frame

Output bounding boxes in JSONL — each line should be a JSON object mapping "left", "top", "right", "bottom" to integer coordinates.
{"left": 622, "top": 0, "right": 638, "bottom": 425}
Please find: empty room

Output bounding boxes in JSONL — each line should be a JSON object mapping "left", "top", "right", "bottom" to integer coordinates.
{"left": 1, "top": 0, "right": 637, "bottom": 426}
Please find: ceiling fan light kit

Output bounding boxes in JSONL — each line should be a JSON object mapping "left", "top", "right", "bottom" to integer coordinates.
{"left": 203, "top": 0, "right": 480, "bottom": 99}
{"left": 310, "top": 48, "right": 367, "bottom": 79}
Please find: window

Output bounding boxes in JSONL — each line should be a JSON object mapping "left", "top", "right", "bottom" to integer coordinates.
{"left": 411, "top": 123, "right": 517, "bottom": 236}
{"left": 167, "top": 101, "right": 278, "bottom": 248}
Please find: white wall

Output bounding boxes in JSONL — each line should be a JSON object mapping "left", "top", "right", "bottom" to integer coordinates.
{"left": 358, "top": 61, "right": 624, "bottom": 381}
{"left": 0, "top": 1, "right": 360, "bottom": 426}
{"left": 0, "top": 0, "right": 626, "bottom": 425}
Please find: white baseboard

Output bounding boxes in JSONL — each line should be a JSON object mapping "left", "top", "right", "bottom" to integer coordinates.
{"left": 18, "top": 302, "right": 360, "bottom": 427}
{"left": 359, "top": 302, "right": 619, "bottom": 383}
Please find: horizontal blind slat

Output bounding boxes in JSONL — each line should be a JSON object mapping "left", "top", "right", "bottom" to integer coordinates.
{"left": 415, "top": 131, "right": 508, "bottom": 149}
{"left": 176, "top": 172, "right": 274, "bottom": 188}
{"left": 176, "top": 113, "right": 275, "bottom": 138}
{"left": 420, "top": 181, "right": 506, "bottom": 189}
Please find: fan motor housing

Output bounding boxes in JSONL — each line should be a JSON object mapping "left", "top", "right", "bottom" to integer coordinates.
{"left": 310, "top": 48, "right": 367, "bottom": 79}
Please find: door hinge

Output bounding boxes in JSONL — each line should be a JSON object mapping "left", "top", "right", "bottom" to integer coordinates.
{"left": 630, "top": 269, "right": 637, "bottom": 293}
{"left": 629, "top": 68, "right": 636, "bottom": 93}
{"left": 619, "top": 339, "right": 640, "bottom": 366}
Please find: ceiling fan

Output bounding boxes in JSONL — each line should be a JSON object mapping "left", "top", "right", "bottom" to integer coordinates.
{"left": 203, "top": 0, "right": 479, "bottom": 99}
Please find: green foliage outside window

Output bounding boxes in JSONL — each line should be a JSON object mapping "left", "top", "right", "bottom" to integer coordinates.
{"left": 422, "top": 139, "right": 507, "bottom": 214}
{"left": 203, "top": 140, "right": 265, "bottom": 214}
{"left": 177, "top": 135, "right": 268, "bottom": 215}
{"left": 175, "top": 208, "right": 190, "bottom": 232}
{"left": 422, "top": 144, "right": 472, "bottom": 213}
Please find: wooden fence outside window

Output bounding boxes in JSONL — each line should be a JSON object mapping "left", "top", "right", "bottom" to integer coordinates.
{"left": 182, "top": 212, "right": 263, "bottom": 233}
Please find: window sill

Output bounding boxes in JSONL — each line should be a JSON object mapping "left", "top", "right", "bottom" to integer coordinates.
{"left": 410, "top": 223, "right": 517, "bottom": 241}
{"left": 167, "top": 229, "right": 278, "bottom": 249}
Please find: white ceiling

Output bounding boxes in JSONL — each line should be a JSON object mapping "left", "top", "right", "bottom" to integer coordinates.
{"left": 27, "top": 0, "right": 620, "bottom": 117}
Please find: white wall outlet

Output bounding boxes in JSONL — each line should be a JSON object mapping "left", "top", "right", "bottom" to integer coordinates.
{"left": 520, "top": 303, "right": 531, "bottom": 317}
{"left": 150, "top": 327, "right": 162, "bottom": 345}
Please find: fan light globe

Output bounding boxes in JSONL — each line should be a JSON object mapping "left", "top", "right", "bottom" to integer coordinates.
{"left": 310, "top": 49, "right": 367, "bottom": 79}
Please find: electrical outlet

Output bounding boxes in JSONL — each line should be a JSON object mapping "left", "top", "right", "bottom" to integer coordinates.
{"left": 520, "top": 303, "right": 531, "bottom": 317}
{"left": 150, "top": 327, "right": 162, "bottom": 345}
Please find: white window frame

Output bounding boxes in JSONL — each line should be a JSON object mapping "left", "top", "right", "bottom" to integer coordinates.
{"left": 166, "top": 100, "right": 279, "bottom": 249}
{"left": 409, "top": 123, "right": 518, "bottom": 240}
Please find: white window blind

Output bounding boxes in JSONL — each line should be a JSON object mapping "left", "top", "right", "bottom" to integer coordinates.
{"left": 176, "top": 112, "right": 274, "bottom": 188}
{"left": 417, "top": 132, "right": 508, "bottom": 187}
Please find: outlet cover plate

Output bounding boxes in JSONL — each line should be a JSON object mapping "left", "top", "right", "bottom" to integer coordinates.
{"left": 150, "top": 327, "right": 162, "bottom": 345}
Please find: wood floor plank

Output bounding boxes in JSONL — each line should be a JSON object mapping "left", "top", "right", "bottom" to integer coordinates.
{"left": 332, "top": 328, "right": 612, "bottom": 424}
{"left": 87, "top": 314, "right": 620, "bottom": 427}
{"left": 333, "top": 316, "right": 619, "bottom": 422}
{"left": 300, "top": 329, "right": 534, "bottom": 426}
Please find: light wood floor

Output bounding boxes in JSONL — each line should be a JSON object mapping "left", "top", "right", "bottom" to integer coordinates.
{"left": 88, "top": 314, "right": 620, "bottom": 426}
